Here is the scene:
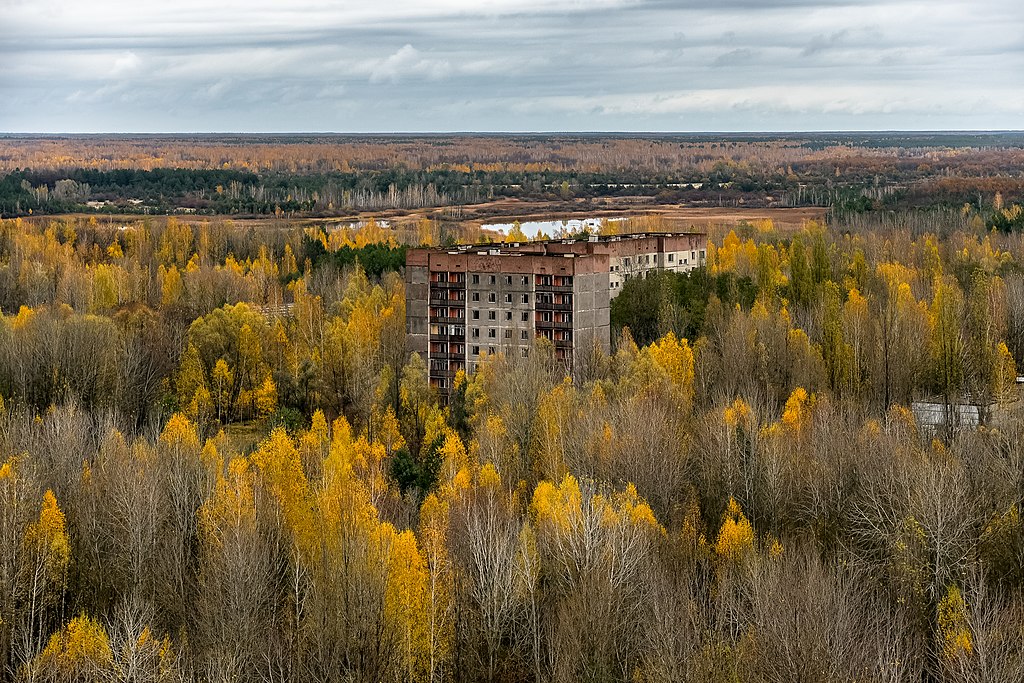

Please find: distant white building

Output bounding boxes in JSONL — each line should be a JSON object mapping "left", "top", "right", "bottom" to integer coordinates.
{"left": 911, "top": 399, "right": 996, "bottom": 433}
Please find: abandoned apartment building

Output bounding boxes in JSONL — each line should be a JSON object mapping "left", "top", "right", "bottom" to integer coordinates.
{"left": 405, "top": 232, "right": 707, "bottom": 393}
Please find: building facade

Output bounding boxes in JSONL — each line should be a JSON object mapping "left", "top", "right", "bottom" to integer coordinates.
{"left": 406, "top": 232, "right": 706, "bottom": 392}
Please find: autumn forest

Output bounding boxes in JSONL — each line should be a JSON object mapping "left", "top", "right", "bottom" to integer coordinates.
{"left": 3, "top": 134, "right": 1024, "bottom": 683}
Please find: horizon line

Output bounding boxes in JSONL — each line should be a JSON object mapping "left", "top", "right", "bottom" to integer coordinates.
{"left": 3, "top": 129, "right": 1024, "bottom": 137}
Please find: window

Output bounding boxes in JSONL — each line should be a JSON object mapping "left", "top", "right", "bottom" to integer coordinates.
{"left": 489, "top": 275, "right": 496, "bottom": 285}
{"left": 521, "top": 330, "right": 529, "bottom": 340}
{"left": 521, "top": 294, "right": 529, "bottom": 304}
{"left": 700, "top": 250, "right": 705, "bottom": 259}
{"left": 521, "top": 312, "right": 529, "bottom": 322}
{"left": 504, "top": 329, "right": 512, "bottom": 339}
{"left": 488, "top": 329, "right": 496, "bottom": 338}
{"left": 438, "top": 378, "right": 447, "bottom": 389}
{"left": 521, "top": 348, "right": 529, "bottom": 358}
{"left": 472, "top": 292, "right": 480, "bottom": 302}
{"left": 691, "top": 251, "right": 696, "bottom": 260}
{"left": 472, "top": 274, "right": 480, "bottom": 284}
{"left": 505, "top": 311, "right": 512, "bottom": 321}
{"left": 668, "top": 253, "right": 674, "bottom": 262}
{"left": 488, "top": 311, "right": 496, "bottom": 320}
{"left": 472, "top": 328, "right": 480, "bottom": 338}
{"left": 504, "top": 293, "right": 512, "bottom": 303}
{"left": 488, "top": 292, "right": 496, "bottom": 303}
{"left": 505, "top": 275, "right": 512, "bottom": 285}
{"left": 472, "top": 345, "right": 480, "bottom": 355}
{"left": 472, "top": 310, "right": 479, "bottom": 320}
{"left": 521, "top": 276, "right": 529, "bottom": 285}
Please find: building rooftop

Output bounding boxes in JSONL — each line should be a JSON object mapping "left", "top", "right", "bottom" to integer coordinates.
{"left": 412, "top": 231, "right": 706, "bottom": 258}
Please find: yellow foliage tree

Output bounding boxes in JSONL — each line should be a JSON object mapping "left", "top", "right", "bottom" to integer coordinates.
{"left": 994, "top": 341, "right": 1017, "bottom": 404}
{"left": 418, "top": 493, "right": 454, "bottom": 680}
{"left": 251, "top": 428, "right": 313, "bottom": 544}
{"left": 211, "top": 359, "right": 234, "bottom": 423}
{"left": 160, "top": 264, "right": 184, "bottom": 307}
{"left": 505, "top": 221, "right": 528, "bottom": 243}
{"left": 251, "top": 376, "right": 278, "bottom": 419}
{"left": 937, "top": 584, "right": 973, "bottom": 662}
{"left": 34, "top": 614, "right": 113, "bottom": 683}
{"left": 25, "top": 489, "right": 72, "bottom": 582}
{"left": 176, "top": 344, "right": 210, "bottom": 422}
{"left": 199, "top": 457, "right": 257, "bottom": 544}
{"left": 723, "top": 397, "right": 752, "bottom": 429}
{"left": 625, "top": 331, "right": 696, "bottom": 412}
{"left": 91, "top": 263, "right": 120, "bottom": 312}
{"left": 531, "top": 474, "right": 662, "bottom": 588}
{"left": 714, "top": 497, "right": 755, "bottom": 564}
{"left": 159, "top": 413, "right": 201, "bottom": 453}
{"left": 780, "top": 386, "right": 812, "bottom": 434}
{"left": 385, "top": 528, "right": 431, "bottom": 681}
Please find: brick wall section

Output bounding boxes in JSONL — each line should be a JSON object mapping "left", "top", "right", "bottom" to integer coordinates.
{"left": 405, "top": 253, "right": 430, "bottom": 358}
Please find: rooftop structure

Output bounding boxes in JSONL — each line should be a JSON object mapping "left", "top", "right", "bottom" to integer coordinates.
{"left": 405, "top": 232, "right": 707, "bottom": 392}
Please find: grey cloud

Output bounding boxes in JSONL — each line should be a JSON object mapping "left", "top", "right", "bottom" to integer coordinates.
{"left": 1, "top": 0, "right": 1022, "bottom": 132}
{"left": 368, "top": 45, "right": 452, "bottom": 83}
{"left": 712, "top": 48, "right": 759, "bottom": 67}
{"left": 802, "top": 29, "right": 852, "bottom": 56}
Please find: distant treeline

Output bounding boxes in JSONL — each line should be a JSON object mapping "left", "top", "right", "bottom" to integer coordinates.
{"left": 0, "top": 166, "right": 805, "bottom": 217}
{"left": 3, "top": 136, "right": 1024, "bottom": 224}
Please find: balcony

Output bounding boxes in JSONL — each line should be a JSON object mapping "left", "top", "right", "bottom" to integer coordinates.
{"left": 536, "top": 319, "right": 573, "bottom": 330}
{"left": 535, "top": 284, "right": 573, "bottom": 293}
{"left": 429, "top": 350, "right": 466, "bottom": 361}
{"left": 430, "top": 279, "right": 466, "bottom": 289}
{"left": 429, "top": 293, "right": 466, "bottom": 306}
{"left": 429, "top": 331, "right": 466, "bottom": 342}
{"left": 536, "top": 301, "right": 573, "bottom": 312}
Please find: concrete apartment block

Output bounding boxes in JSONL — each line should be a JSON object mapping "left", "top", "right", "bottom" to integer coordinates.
{"left": 405, "top": 232, "right": 706, "bottom": 394}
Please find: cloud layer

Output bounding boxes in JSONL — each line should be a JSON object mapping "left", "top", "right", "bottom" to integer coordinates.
{"left": 1, "top": 0, "right": 1022, "bottom": 132}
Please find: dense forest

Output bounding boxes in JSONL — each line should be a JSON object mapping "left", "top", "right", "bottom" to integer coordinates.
{"left": 4, "top": 134, "right": 1024, "bottom": 219}
{"left": 4, "top": 200, "right": 1024, "bottom": 682}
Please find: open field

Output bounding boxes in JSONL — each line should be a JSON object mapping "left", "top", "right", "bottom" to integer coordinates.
{"left": 26, "top": 201, "right": 827, "bottom": 240}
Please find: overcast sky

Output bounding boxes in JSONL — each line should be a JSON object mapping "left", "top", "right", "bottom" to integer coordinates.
{"left": 2, "top": 0, "right": 1023, "bottom": 133}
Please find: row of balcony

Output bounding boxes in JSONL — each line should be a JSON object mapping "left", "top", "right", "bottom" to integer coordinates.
{"left": 429, "top": 293, "right": 466, "bottom": 305}
{"left": 430, "top": 361, "right": 465, "bottom": 374}
{"left": 535, "top": 284, "right": 573, "bottom": 293}
{"left": 430, "top": 308, "right": 465, "bottom": 319}
{"left": 536, "top": 301, "right": 573, "bottom": 312}
{"left": 430, "top": 331, "right": 466, "bottom": 341}
{"left": 429, "top": 351, "right": 467, "bottom": 361}
{"left": 535, "top": 275, "right": 573, "bottom": 287}
{"left": 536, "top": 319, "right": 573, "bottom": 330}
